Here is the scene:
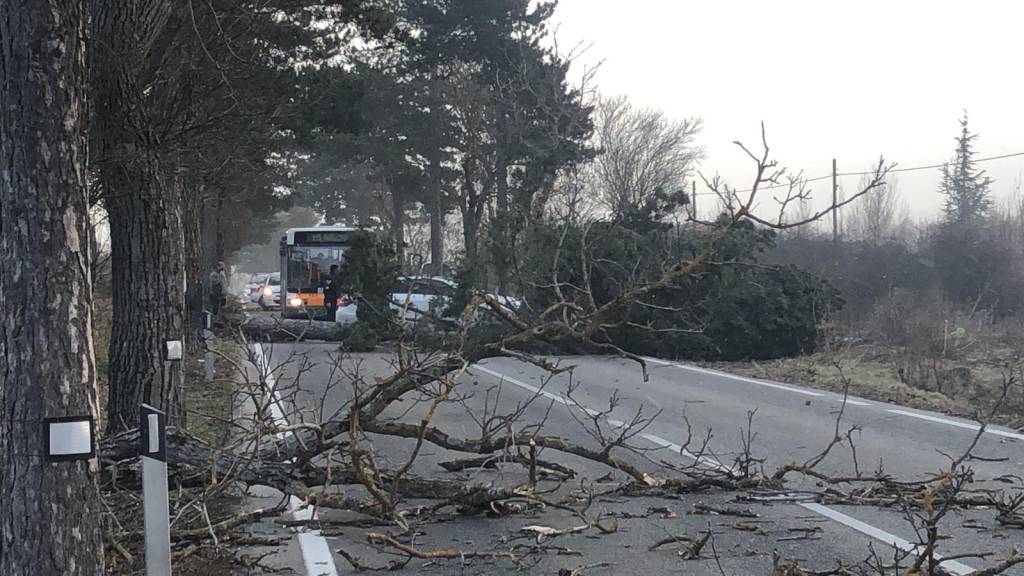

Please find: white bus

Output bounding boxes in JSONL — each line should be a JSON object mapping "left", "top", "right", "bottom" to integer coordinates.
{"left": 279, "top": 226, "right": 358, "bottom": 319}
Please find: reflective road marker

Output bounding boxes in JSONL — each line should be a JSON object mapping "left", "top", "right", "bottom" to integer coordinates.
{"left": 141, "top": 403, "right": 172, "bottom": 576}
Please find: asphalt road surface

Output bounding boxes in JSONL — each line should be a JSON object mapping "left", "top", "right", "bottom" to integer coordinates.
{"left": 250, "top": 342, "right": 1024, "bottom": 576}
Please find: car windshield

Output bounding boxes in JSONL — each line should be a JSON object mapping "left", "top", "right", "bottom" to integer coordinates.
{"left": 286, "top": 246, "right": 347, "bottom": 293}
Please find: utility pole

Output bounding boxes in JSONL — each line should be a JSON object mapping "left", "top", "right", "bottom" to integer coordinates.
{"left": 691, "top": 180, "right": 697, "bottom": 221}
{"left": 832, "top": 158, "right": 839, "bottom": 244}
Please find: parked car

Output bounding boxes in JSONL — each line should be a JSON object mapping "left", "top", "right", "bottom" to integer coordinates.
{"left": 335, "top": 276, "right": 453, "bottom": 324}
{"left": 240, "top": 272, "right": 274, "bottom": 303}
{"left": 335, "top": 276, "right": 520, "bottom": 325}
{"left": 257, "top": 273, "right": 281, "bottom": 309}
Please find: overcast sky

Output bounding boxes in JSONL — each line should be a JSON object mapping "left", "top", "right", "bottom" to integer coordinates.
{"left": 550, "top": 0, "right": 1024, "bottom": 220}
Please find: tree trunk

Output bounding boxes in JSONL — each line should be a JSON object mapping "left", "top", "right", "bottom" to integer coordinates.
{"left": 0, "top": 2, "right": 105, "bottom": 573}
{"left": 460, "top": 158, "right": 482, "bottom": 270}
{"left": 182, "top": 178, "right": 204, "bottom": 354}
{"left": 430, "top": 186, "right": 444, "bottom": 274}
{"left": 391, "top": 188, "right": 407, "bottom": 270}
{"left": 92, "top": 0, "right": 183, "bottom": 433}
{"left": 493, "top": 151, "right": 510, "bottom": 293}
{"left": 102, "top": 156, "right": 186, "bottom": 432}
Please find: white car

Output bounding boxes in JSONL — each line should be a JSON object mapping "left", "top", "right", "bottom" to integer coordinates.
{"left": 256, "top": 273, "right": 281, "bottom": 309}
{"left": 335, "top": 276, "right": 455, "bottom": 324}
{"left": 241, "top": 273, "right": 274, "bottom": 303}
{"left": 335, "top": 276, "right": 521, "bottom": 325}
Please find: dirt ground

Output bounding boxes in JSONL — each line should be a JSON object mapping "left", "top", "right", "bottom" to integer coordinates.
{"left": 704, "top": 342, "right": 1024, "bottom": 431}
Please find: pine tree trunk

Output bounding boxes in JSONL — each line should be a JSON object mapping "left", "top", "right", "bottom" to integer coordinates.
{"left": 461, "top": 158, "right": 482, "bottom": 270}
{"left": 493, "top": 151, "right": 510, "bottom": 293}
{"left": 102, "top": 155, "right": 186, "bottom": 432}
{"left": 0, "top": 2, "right": 105, "bottom": 573}
{"left": 182, "top": 178, "right": 204, "bottom": 355}
{"left": 430, "top": 187, "right": 444, "bottom": 274}
{"left": 91, "top": 0, "right": 183, "bottom": 433}
{"left": 391, "top": 188, "right": 407, "bottom": 269}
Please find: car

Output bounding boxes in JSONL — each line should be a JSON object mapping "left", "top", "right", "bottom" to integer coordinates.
{"left": 335, "top": 276, "right": 520, "bottom": 325}
{"left": 240, "top": 272, "right": 274, "bottom": 303}
{"left": 257, "top": 273, "right": 281, "bottom": 309}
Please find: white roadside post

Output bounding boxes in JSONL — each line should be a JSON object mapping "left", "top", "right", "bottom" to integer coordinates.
{"left": 202, "top": 311, "right": 215, "bottom": 381}
{"left": 141, "top": 402, "right": 171, "bottom": 575}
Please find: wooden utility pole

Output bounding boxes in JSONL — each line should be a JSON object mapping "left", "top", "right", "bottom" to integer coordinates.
{"left": 691, "top": 180, "right": 697, "bottom": 221}
{"left": 832, "top": 158, "right": 839, "bottom": 243}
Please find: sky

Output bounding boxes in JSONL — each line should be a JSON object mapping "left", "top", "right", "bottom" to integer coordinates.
{"left": 550, "top": 0, "right": 1024, "bottom": 220}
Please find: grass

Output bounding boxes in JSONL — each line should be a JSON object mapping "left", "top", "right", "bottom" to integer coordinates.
{"left": 706, "top": 342, "right": 1024, "bottom": 429}
{"left": 183, "top": 337, "right": 237, "bottom": 446}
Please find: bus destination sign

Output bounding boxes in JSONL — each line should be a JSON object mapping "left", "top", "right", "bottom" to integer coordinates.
{"left": 293, "top": 231, "right": 354, "bottom": 244}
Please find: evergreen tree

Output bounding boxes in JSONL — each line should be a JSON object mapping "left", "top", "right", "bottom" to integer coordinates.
{"left": 939, "top": 112, "right": 993, "bottom": 224}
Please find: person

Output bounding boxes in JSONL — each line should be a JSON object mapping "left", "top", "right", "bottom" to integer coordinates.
{"left": 323, "top": 264, "right": 340, "bottom": 320}
{"left": 209, "top": 262, "right": 228, "bottom": 316}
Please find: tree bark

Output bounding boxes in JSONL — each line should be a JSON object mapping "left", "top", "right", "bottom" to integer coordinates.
{"left": 101, "top": 154, "right": 186, "bottom": 432}
{"left": 430, "top": 186, "right": 444, "bottom": 274}
{"left": 460, "top": 156, "right": 486, "bottom": 277}
{"left": 91, "top": 0, "right": 184, "bottom": 433}
{"left": 391, "top": 187, "right": 407, "bottom": 268}
{"left": 182, "top": 178, "right": 204, "bottom": 354}
{"left": 493, "top": 150, "right": 510, "bottom": 293}
{"left": 0, "top": 1, "right": 105, "bottom": 573}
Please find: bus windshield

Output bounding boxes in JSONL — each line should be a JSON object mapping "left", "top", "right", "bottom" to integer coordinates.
{"left": 286, "top": 245, "right": 348, "bottom": 293}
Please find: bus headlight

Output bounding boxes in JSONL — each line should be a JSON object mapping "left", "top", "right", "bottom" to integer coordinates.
{"left": 288, "top": 297, "right": 303, "bottom": 307}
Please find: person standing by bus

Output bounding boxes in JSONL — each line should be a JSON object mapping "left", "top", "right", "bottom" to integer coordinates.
{"left": 209, "top": 262, "right": 228, "bottom": 316}
{"left": 323, "top": 264, "right": 340, "bottom": 320}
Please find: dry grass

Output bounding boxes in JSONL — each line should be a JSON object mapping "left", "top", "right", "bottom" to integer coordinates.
{"left": 706, "top": 342, "right": 1024, "bottom": 430}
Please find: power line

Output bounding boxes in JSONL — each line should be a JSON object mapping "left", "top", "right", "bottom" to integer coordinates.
{"left": 708, "top": 150, "right": 1024, "bottom": 195}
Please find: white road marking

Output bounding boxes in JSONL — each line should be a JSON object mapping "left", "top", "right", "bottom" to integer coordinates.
{"left": 639, "top": 432, "right": 734, "bottom": 473}
{"left": 643, "top": 357, "right": 825, "bottom": 398}
{"left": 799, "top": 502, "right": 975, "bottom": 575}
{"left": 476, "top": 365, "right": 731, "bottom": 471}
{"left": 475, "top": 362, "right": 978, "bottom": 574}
{"left": 887, "top": 409, "right": 1024, "bottom": 441}
{"left": 254, "top": 344, "right": 339, "bottom": 576}
{"left": 473, "top": 365, "right": 597, "bottom": 413}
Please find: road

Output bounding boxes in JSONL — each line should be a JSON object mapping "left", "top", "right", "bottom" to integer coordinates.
{"left": 254, "top": 342, "right": 1024, "bottom": 576}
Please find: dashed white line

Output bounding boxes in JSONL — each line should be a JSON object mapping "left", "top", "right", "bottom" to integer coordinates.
{"left": 474, "top": 362, "right": 977, "bottom": 574}
{"left": 254, "top": 344, "right": 339, "bottom": 576}
{"left": 473, "top": 365, "right": 598, "bottom": 413}
{"left": 799, "top": 502, "right": 975, "bottom": 575}
{"left": 887, "top": 409, "right": 1024, "bottom": 441}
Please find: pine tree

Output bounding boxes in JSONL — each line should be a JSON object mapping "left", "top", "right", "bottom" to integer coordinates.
{"left": 939, "top": 112, "right": 993, "bottom": 224}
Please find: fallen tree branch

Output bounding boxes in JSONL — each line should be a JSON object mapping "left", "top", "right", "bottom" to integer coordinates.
{"left": 365, "top": 532, "right": 518, "bottom": 561}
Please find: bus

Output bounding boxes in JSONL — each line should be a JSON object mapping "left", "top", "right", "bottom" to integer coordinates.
{"left": 279, "top": 226, "right": 358, "bottom": 319}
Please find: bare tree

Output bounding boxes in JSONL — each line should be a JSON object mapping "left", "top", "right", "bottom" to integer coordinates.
{"left": 590, "top": 95, "right": 704, "bottom": 219}
{"left": 847, "top": 173, "right": 905, "bottom": 245}
{"left": 0, "top": 1, "right": 104, "bottom": 573}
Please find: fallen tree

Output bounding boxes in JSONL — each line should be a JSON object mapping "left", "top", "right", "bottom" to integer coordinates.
{"left": 97, "top": 132, "right": 1024, "bottom": 574}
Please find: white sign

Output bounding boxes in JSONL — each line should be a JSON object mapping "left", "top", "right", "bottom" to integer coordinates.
{"left": 165, "top": 340, "right": 183, "bottom": 361}
{"left": 45, "top": 416, "right": 95, "bottom": 461}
